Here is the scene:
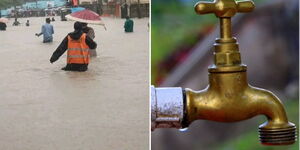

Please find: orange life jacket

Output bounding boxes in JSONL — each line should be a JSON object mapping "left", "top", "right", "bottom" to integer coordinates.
{"left": 67, "top": 33, "right": 90, "bottom": 64}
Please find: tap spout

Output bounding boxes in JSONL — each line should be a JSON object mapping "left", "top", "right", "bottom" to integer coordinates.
{"left": 185, "top": 71, "right": 296, "bottom": 145}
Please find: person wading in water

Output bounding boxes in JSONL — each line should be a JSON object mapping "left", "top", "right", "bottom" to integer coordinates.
{"left": 50, "top": 22, "right": 97, "bottom": 72}
{"left": 81, "top": 22, "right": 97, "bottom": 57}
{"left": 36, "top": 18, "right": 54, "bottom": 43}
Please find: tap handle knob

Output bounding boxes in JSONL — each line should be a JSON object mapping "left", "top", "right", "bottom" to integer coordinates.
{"left": 237, "top": 1, "right": 255, "bottom": 13}
{"left": 194, "top": 1, "right": 216, "bottom": 15}
{"left": 195, "top": 0, "right": 255, "bottom": 18}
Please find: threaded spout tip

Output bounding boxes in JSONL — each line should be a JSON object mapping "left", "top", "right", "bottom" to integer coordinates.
{"left": 259, "top": 125, "right": 297, "bottom": 145}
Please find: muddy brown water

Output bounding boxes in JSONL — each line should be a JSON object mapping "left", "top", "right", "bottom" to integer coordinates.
{"left": 0, "top": 17, "right": 149, "bottom": 150}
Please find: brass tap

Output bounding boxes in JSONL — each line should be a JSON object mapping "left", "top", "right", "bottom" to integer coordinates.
{"left": 183, "top": 0, "right": 297, "bottom": 145}
{"left": 151, "top": 0, "right": 297, "bottom": 145}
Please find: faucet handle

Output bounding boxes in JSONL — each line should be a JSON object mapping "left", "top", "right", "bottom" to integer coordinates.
{"left": 237, "top": 1, "right": 255, "bottom": 13}
{"left": 194, "top": 1, "right": 216, "bottom": 15}
{"left": 194, "top": 0, "right": 255, "bottom": 70}
{"left": 195, "top": 0, "right": 255, "bottom": 18}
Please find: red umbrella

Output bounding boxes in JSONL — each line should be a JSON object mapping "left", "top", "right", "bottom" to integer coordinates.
{"left": 66, "top": 9, "right": 105, "bottom": 26}
{"left": 0, "top": 18, "right": 9, "bottom": 23}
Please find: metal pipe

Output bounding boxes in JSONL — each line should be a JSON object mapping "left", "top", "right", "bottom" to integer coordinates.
{"left": 151, "top": 86, "right": 184, "bottom": 130}
{"left": 220, "top": 18, "right": 232, "bottom": 39}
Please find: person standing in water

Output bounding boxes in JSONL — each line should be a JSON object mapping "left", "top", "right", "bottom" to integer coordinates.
{"left": 81, "top": 22, "right": 97, "bottom": 57}
{"left": 35, "top": 18, "right": 54, "bottom": 43}
{"left": 124, "top": 16, "right": 134, "bottom": 33}
{"left": 0, "top": 22, "right": 7, "bottom": 30}
{"left": 26, "top": 20, "right": 30, "bottom": 26}
{"left": 12, "top": 18, "right": 20, "bottom": 26}
{"left": 50, "top": 22, "right": 97, "bottom": 72}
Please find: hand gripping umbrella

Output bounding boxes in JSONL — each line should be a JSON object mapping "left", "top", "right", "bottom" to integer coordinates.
{"left": 65, "top": 9, "right": 107, "bottom": 30}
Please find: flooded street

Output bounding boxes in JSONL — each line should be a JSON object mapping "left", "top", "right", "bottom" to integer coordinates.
{"left": 0, "top": 17, "right": 149, "bottom": 150}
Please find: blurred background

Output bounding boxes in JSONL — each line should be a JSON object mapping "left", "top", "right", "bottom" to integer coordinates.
{"left": 151, "top": 0, "right": 299, "bottom": 149}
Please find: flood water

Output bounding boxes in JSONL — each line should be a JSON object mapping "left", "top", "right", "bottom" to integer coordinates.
{"left": 0, "top": 17, "right": 149, "bottom": 149}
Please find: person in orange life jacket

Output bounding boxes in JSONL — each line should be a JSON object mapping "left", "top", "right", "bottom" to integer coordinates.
{"left": 50, "top": 22, "right": 97, "bottom": 72}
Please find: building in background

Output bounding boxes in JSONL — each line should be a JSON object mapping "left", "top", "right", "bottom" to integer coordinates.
{"left": 22, "top": 0, "right": 66, "bottom": 9}
{"left": 0, "top": 0, "right": 66, "bottom": 17}
{"left": 78, "top": 0, "right": 149, "bottom": 18}
{"left": 123, "top": 0, "right": 149, "bottom": 18}
{"left": 0, "top": 0, "right": 148, "bottom": 18}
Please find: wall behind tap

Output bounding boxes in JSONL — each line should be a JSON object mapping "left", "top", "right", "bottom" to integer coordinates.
{"left": 151, "top": 0, "right": 299, "bottom": 149}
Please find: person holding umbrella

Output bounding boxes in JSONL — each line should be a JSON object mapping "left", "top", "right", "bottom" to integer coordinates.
{"left": 0, "top": 18, "right": 8, "bottom": 30}
{"left": 65, "top": 9, "right": 106, "bottom": 58}
{"left": 81, "top": 22, "right": 97, "bottom": 57}
{"left": 50, "top": 21, "right": 97, "bottom": 72}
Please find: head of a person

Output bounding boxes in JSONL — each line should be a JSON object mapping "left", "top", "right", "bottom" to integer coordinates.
{"left": 46, "top": 18, "right": 51, "bottom": 23}
{"left": 74, "top": 21, "right": 83, "bottom": 31}
{"left": 126, "top": 16, "right": 130, "bottom": 20}
{"left": 14, "top": 18, "right": 17, "bottom": 21}
{"left": 27, "top": 20, "right": 29, "bottom": 22}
